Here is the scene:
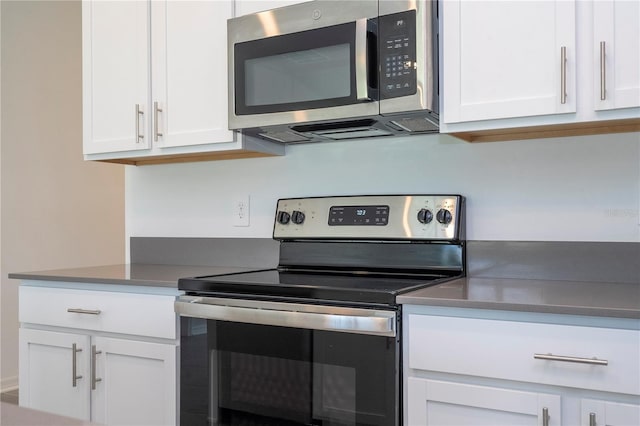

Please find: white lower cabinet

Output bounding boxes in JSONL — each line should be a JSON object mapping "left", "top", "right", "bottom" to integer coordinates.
{"left": 581, "top": 399, "right": 640, "bottom": 426}
{"left": 18, "top": 284, "right": 179, "bottom": 426}
{"left": 408, "top": 378, "right": 560, "bottom": 426}
{"left": 403, "top": 307, "right": 640, "bottom": 426}
{"left": 19, "top": 329, "right": 91, "bottom": 420}
{"left": 91, "top": 336, "right": 176, "bottom": 426}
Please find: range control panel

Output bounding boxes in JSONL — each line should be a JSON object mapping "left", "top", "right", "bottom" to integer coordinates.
{"left": 273, "top": 195, "right": 463, "bottom": 241}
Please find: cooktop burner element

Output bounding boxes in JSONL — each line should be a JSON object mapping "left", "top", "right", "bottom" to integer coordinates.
{"left": 178, "top": 195, "right": 465, "bottom": 308}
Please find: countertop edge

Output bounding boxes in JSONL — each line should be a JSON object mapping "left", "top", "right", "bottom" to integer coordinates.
{"left": 10, "top": 265, "right": 640, "bottom": 320}
{"left": 396, "top": 296, "right": 640, "bottom": 319}
{"left": 8, "top": 271, "right": 177, "bottom": 288}
{"left": 397, "top": 277, "right": 640, "bottom": 319}
{"left": 7, "top": 263, "right": 262, "bottom": 290}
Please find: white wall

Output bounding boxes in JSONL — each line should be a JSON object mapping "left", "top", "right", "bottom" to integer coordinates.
{"left": 127, "top": 131, "right": 640, "bottom": 243}
{"left": 0, "top": 1, "right": 125, "bottom": 392}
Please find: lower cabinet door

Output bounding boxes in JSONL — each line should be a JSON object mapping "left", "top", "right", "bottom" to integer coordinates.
{"left": 90, "top": 336, "right": 177, "bottom": 426}
{"left": 407, "top": 378, "right": 561, "bottom": 426}
{"left": 581, "top": 399, "right": 640, "bottom": 426}
{"left": 19, "top": 328, "right": 91, "bottom": 420}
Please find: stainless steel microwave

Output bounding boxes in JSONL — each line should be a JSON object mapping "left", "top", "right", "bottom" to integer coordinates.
{"left": 228, "top": 0, "right": 438, "bottom": 143}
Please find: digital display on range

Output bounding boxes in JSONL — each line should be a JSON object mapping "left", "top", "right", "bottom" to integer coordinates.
{"left": 329, "top": 205, "right": 389, "bottom": 226}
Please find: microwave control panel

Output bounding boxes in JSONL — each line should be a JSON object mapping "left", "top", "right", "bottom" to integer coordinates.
{"left": 379, "top": 10, "right": 417, "bottom": 99}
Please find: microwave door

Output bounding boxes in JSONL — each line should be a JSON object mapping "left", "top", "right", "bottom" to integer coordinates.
{"left": 228, "top": 1, "right": 379, "bottom": 130}
{"left": 231, "top": 22, "right": 376, "bottom": 124}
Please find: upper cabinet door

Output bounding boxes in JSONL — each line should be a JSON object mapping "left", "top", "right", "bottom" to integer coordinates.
{"left": 82, "top": 1, "right": 150, "bottom": 154}
{"left": 151, "top": 1, "right": 235, "bottom": 149}
{"left": 443, "top": 0, "right": 576, "bottom": 124}
{"left": 593, "top": 0, "right": 640, "bottom": 111}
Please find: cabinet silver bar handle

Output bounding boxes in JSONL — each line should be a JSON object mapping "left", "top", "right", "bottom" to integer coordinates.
{"left": 534, "top": 353, "right": 608, "bottom": 365}
{"left": 560, "top": 46, "right": 567, "bottom": 104}
{"left": 135, "top": 104, "right": 144, "bottom": 142}
{"left": 589, "top": 412, "right": 597, "bottom": 426}
{"left": 154, "top": 101, "right": 163, "bottom": 141}
{"left": 67, "top": 308, "right": 101, "bottom": 315}
{"left": 600, "top": 41, "right": 606, "bottom": 100}
{"left": 91, "top": 345, "right": 102, "bottom": 390}
{"left": 542, "top": 407, "right": 550, "bottom": 426}
{"left": 72, "top": 343, "right": 82, "bottom": 387}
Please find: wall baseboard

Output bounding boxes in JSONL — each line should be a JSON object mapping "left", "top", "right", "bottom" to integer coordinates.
{"left": 0, "top": 376, "right": 18, "bottom": 393}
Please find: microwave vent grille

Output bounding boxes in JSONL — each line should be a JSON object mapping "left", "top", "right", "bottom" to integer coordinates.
{"left": 312, "top": 127, "right": 393, "bottom": 140}
{"left": 259, "top": 131, "right": 310, "bottom": 143}
{"left": 389, "top": 117, "right": 439, "bottom": 133}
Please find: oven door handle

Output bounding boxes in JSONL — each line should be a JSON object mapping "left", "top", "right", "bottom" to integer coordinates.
{"left": 175, "top": 296, "right": 396, "bottom": 337}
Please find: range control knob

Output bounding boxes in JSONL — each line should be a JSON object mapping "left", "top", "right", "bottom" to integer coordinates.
{"left": 436, "top": 209, "right": 453, "bottom": 225}
{"left": 291, "top": 210, "right": 305, "bottom": 225}
{"left": 277, "top": 211, "right": 291, "bottom": 225}
{"left": 417, "top": 208, "right": 433, "bottom": 224}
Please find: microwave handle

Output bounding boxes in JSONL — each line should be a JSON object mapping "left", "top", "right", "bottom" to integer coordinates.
{"left": 355, "top": 18, "right": 371, "bottom": 102}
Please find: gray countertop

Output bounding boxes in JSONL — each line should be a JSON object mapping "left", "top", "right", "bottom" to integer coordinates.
{"left": 397, "top": 277, "right": 640, "bottom": 319}
{"left": 8, "top": 263, "right": 259, "bottom": 288}
{"left": 9, "top": 264, "right": 640, "bottom": 319}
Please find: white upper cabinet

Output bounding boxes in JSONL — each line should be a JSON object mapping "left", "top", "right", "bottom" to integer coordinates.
{"left": 593, "top": 0, "right": 640, "bottom": 111}
{"left": 441, "top": 0, "right": 640, "bottom": 140}
{"left": 151, "top": 0, "right": 234, "bottom": 149}
{"left": 82, "top": 1, "right": 150, "bottom": 154}
{"left": 442, "top": 0, "right": 576, "bottom": 124}
{"left": 82, "top": 0, "right": 284, "bottom": 165}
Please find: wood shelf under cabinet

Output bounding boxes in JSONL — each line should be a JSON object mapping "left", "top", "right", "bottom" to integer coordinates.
{"left": 450, "top": 118, "right": 640, "bottom": 143}
{"left": 97, "top": 149, "right": 281, "bottom": 166}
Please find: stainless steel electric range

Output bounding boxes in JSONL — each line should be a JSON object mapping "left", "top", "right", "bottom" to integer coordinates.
{"left": 176, "top": 195, "right": 465, "bottom": 426}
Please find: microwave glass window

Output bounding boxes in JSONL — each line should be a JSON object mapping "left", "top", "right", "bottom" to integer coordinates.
{"left": 233, "top": 22, "right": 360, "bottom": 115}
{"left": 245, "top": 43, "right": 351, "bottom": 107}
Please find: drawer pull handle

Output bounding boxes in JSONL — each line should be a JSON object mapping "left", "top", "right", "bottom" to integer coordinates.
{"left": 72, "top": 343, "right": 82, "bottom": 387}
{"left": 590, "top": 412, "right": 596, "bottom": 426}
{"left": 542, "top": 407, "right": 550, "bottom": 426}
{"left": 534, "top": 353, "right": 608, "bottom": 366}
{"left": 67, "top": 308, "right": 101, "bottom": 315}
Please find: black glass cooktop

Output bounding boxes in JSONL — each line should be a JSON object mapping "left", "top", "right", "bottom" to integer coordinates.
{"left": 178, "top": 269, "right": 458, "bottom": 307}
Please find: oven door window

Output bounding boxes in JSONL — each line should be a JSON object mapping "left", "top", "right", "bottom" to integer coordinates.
{"left": 234, "top": 22, "right": 360, "bottom": 115}
{"left": 180, "top": 318, "right": 398, "bottom": 426}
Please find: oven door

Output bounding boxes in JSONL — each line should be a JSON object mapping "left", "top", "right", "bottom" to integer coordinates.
{"left": 227, "top": 1, "right": 379, "bottom": 130}
{"left": 176, "top": 296, "right": 399, "bottom": 426}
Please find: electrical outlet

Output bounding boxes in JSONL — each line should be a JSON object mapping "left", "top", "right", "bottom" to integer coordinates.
{"left": 233, "top": 195, "right": 250, "bottom": 227}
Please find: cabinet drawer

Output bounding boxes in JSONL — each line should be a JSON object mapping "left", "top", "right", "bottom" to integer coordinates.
{"left": 19, "top": 286, "right": 177, "bottom": 340}
{"left": 408, "top": 314, "right": 640, "bottom": 395}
